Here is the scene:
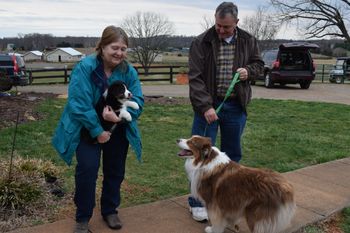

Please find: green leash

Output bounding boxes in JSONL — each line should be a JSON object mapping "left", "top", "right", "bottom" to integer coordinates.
{"left": 215, "top": 72, "right": 240, "bottom": 114}
{"left": 203, "top": 72, "right": 240, "bottom": 136}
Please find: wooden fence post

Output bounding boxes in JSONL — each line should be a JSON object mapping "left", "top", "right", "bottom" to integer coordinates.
{"left": 28, "top": 69, "right": 33, "bottom": 84}
{"left": 321, "top": 64, "right": 325, "bottom": 83}
{"left": 64, "top": 65, "right": 68, "bottom": 84}
{"left": 170, "top": 66, "right": 173, "bottom": 84}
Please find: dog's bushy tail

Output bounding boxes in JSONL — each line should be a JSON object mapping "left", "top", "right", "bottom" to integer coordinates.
{"left": 251, "top": 201, "right": 296, "bottom": 233}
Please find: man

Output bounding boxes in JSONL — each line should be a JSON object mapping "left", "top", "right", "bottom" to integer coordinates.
{"left": 187, "top": 2, "right": 264, "bottom": 221}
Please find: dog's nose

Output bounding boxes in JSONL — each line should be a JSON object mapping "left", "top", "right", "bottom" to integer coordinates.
{"left": 176, "top": 139, "right": 180, "bottom": 143}
{"left": 128, "top": 93, "right": 133, "bottom": 98}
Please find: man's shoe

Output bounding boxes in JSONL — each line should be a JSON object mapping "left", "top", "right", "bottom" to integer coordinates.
{"left": 190, "top": 207, "right": 208, "bottom": 222}
{"left": 103, "top": 213, "right": 122, "bottom": 230}
{"left": 74, "top": 221, "right": 89, "bottom": 233}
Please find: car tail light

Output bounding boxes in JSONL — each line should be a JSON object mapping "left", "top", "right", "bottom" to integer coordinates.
{"left": 12, "top": 55, "right": 19, "bottom": 74}
{"left": 312, "top": 60, "right": 316, "bottom": 71}
{"left": 272, "top": 60, "right": 280, "bottom": 69}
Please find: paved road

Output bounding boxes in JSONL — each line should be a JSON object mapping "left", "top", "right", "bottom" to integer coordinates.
{"left": 16, "top": 82, "right": 350, "bottom": 105}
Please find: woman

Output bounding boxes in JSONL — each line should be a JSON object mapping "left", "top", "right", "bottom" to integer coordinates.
{"left": 52, "top": 25, "right": 144, "bottom": 233}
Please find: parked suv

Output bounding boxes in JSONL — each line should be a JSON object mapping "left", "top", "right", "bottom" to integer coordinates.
{"left": 0, "top": 53, "right": 29, "bottom": 91}
{"left": 253, "top": 42, "right": 319, "bottom": 89}
{"left": 329, "top": 57, "right": 350, "bottom": 84}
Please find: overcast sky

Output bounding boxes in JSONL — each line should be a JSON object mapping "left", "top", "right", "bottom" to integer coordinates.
{"left": 0, "top": 0, "right": 298, "bottom": 39}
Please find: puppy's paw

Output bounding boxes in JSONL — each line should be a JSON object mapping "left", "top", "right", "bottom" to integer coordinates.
{"left": 130, "top": 102, "right": 139, "bottom": 110}
{"left": 205, "top": 226, "right": 213, "bottom": 233}
{"left": 120, "top": 111, "right": 132, "bottom": 122}
{"left": 123, "top": 113, "right": 132, "bottom": 122}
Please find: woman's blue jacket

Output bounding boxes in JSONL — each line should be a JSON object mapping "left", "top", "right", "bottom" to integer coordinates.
{"left": 52, "top": 54, "right": 144, "bottom": 165}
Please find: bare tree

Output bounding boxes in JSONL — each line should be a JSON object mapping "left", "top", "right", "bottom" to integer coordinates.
{"left": 200, "top": 15, "right": 215, "bottom": 31}
{"left": 241, "top": 6, "right": 279, "bottom": 41}
{"left": 122, "top": 12, "right": 174, "bottom": 74}
{"left": 270, "top": 0, "right": 350, "bottom": 42}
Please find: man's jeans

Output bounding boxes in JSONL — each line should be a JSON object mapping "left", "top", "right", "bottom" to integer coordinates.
{"left": 189, "top": 99, "right": 247, "bottom": 208}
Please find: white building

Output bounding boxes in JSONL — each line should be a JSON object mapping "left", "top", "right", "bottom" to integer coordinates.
{"left": 23, "top": 50, "right": 43, "bottom": 61}
{"left": 154, "top": 54, "right": 163, "bottom": 62}
{"left": 45, "top": 47, "right": 83, "bottom": 62}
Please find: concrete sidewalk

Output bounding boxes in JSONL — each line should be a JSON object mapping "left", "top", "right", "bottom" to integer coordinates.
{"left": 9, "top": 157, "right": 350, "bottom": 233}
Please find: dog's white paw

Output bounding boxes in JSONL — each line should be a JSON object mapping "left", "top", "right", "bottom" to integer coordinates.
{"left": 132, "top": 102, "right": 139, "bottom": 110}
{"left": 120, "top": 111, "right": 132, "bottom": 122}
{"left": 123, "top": 113, "right": 132, "bottom": 121}
{"left": 126, "top": 101, "right": 139, "bottom": 110}
{"left": 205, "top": 226, "right": 213, "bottom": 233}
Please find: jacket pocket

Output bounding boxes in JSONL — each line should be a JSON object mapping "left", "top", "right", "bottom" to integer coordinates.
{"left": 52, "top": 114, "right": 80, "bottom": 154}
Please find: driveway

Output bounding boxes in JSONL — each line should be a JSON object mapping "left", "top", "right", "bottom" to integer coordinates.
{"left": 16, "top": 83, "right": 350, "bottom": 105}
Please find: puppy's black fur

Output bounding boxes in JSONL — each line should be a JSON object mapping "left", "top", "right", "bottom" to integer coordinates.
{"left": 81, "top": 80, "right": 129, "bottom": 143}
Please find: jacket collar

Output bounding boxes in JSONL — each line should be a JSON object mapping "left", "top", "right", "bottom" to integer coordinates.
{"left": 91, "top": 55, "right": 108, "bottom": 95}
{"left": 203, "top": 26, "right": 247, "bottom": 43}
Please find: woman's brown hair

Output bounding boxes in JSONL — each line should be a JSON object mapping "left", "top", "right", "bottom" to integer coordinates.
{"left": 95, "top": 25, "right": 129, "bottom": 56}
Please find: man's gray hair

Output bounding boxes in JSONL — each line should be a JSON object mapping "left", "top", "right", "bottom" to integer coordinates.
{"left": 215, "top": 2, "right": 238, "bottom": 19}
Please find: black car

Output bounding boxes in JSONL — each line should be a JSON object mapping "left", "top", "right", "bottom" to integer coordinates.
{"left": 253, "top": 42, "right": 319, "bottom": 89}
{"left": 0, "top": 53, "right": 29, "bottom": 91}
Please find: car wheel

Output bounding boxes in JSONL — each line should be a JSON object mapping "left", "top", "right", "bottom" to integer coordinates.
{"left": 264, "top": 73, "right": 273, "bottom": 88}
{"left": 0, "top": 77, "right": 13, "bottom": 91}
{"left": 335, "top": 76, "right": 344, "bottom": 84}
{"left": 300, "top": 80, "right": 311, "bottom": 89}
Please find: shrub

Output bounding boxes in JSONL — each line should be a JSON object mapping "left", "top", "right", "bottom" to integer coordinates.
{"left": 0, "top": 157, "right": 66, "bottom": 231}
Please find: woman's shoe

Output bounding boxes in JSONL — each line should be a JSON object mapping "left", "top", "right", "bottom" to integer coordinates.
{"left": 73, "top": 221, "right": 89, "bottom": 233}
{"left": 103, "top": 213, "right": 122, "bottom": 229}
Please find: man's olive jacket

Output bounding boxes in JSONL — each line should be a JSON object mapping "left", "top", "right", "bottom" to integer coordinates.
{"left": 188, "top": 26, "right": 264, "bottom": 114}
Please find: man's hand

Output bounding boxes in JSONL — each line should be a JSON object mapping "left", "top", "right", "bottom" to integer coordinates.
{"left": 236, "top": 68, "right": 248, "bottom": 81}
{"left": 204, "top": 108, "right": 218, "bottom": 124}
{"left": 102, "top": 106, "right": 121, "bottom": 123}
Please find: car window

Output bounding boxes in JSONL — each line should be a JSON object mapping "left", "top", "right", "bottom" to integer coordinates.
{"left": 0, "top": 60, "right": 13, "bottom": 66}
{"left": 262, "top": 50, "right": 277, "bottom": 63}
{"left": 335, "top": 59, "right": 345, "bottom": 70}
{"left": 280, "top": 51, "right": 308, "bottom": 64}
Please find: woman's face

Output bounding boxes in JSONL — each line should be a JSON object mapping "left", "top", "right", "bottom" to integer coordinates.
{"left": 102, "top": 40, "right": 127, "bottom": 68}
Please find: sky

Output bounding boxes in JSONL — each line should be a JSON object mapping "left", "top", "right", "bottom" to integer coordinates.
{"left": 0, "top": 0, "right": 298, "bottom": 39}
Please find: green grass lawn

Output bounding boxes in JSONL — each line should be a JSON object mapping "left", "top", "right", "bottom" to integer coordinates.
{"left": 1, "top": 97, "right": 349, "bottom": 203}
{"left": 0, "top": 97, "right": 349, "bottom": 231}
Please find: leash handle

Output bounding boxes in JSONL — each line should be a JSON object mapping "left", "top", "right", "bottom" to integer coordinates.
{"left": 203, "top": 72, "right": 240, "bottom": 137}
{"left": 215, "top": 72, "right": 240, "bottom": 114}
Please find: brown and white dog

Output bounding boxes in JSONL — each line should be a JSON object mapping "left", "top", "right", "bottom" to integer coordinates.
{"left": 177, "top": 135, "right": 296, "bottom": 233}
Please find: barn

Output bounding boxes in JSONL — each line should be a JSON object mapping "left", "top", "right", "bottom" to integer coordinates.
{"left": 45, "top": 47, "right": 84, "bottom": 62}
{"left": 23, "top": 50, "right": 43, "bottom": 62}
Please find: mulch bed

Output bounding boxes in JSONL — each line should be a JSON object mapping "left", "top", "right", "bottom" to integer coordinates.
{"left": 0, "top": 92, "right": 190, "bottom": 130}
{"left": 0, "top": 92, "right": 58, "bottom": 129}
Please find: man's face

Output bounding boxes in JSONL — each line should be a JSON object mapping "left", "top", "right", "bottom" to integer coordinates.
{"left": 215, "top": 14, "right": 238, "bottom": 39}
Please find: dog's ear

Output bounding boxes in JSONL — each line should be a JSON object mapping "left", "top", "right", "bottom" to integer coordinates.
{"left": 201, "top": 147, "right": 211, "bottom": 159}
{"left": 199, "top": 137, "right": 212, "bottom": 159}
{"left": 203, "top": 137, "right": 212, "bottom": 146}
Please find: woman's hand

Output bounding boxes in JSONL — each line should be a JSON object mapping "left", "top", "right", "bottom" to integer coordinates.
{"left": 97, "top": 131, "right": 111, "bottom": 144}
{"left": 102, "top": 106, "right": 121, "bottom": 123}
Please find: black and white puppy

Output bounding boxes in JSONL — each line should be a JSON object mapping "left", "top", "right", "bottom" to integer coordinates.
{"left": 98, "top": 80, "right": 139, "bottom": 125}
{"left": 81, "top": 80, "right": 139, "bottom": 143}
